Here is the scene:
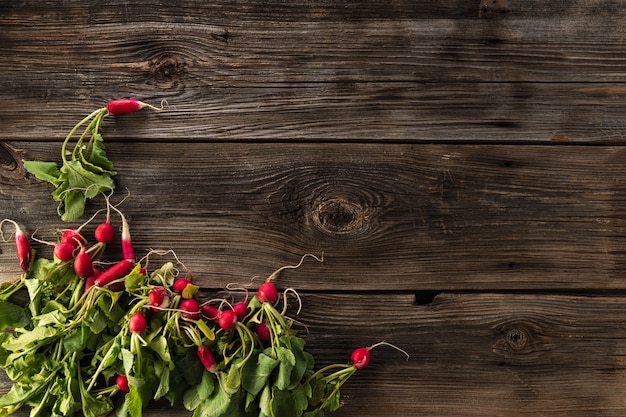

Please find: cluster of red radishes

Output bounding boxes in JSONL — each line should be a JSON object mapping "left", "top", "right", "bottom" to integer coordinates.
{"left": 0, "top": 99, "right": 409, "bottom": 417}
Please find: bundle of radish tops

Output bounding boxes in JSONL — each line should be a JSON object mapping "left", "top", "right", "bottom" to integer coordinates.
{"left": 0, "top": 100, "right": 406, "bottom": 417}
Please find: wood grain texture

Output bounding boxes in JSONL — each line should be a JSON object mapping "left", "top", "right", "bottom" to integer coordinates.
{"left": 1, "top": 0, "right": 626, "bottom": 416}
{"left": 2, "top": 142, "right": 626, "bottom": 291}
{"left": 0, "top": 1, "right": 625, "bottom": 142}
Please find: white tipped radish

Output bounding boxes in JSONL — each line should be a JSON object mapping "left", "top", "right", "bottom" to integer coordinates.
{"left": 106, "top": 99, "right": 162, "bottom": 115}
{"left": 197, "top": 345, "right": 217, "bottom": 373}
{"left": 1, "top": 219, "right": 31, "bottom": 272}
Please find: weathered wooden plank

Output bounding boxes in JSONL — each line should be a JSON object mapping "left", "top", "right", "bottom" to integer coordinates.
{"left": 2, "top": 142, "right": 626, "bottom": 290}
{"left": 1, "top": 2, "right": 624, "bottom": 143}
{"left": 1, "top": 83, "right": 625, "bottom": 143}
{"left": 1, "top": 293, "right": 626, "bottom": 416}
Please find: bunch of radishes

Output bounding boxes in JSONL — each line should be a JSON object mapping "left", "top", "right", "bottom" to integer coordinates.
{"left": 0, "top": 100, "right": 407, "bottom": 417}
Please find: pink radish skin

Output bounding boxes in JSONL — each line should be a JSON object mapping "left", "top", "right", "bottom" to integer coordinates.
{"left": 2, "top": 220, "right": 31, "bottom": 272}
{"left": 233, "top": 302, "right": 249, "bottom": 321}
{"left": 120, "top": 215, "right": 134, "bottom": 261}
{"left": 129, "top": 312, "right": 147, "bottom": 334}
{"left": 54, "top": 242, "right": 75, "bottom": 262}
{"left": 149, "top": 287, "right": 170, "bottom": 311}
{"left": 84, "top": 268, "right": 101, "bottom": 293}
{"left": 116, "top": 375, "right": 130, "bottom": 392}
{"left": 94, "top": 259, "right": 133, "bottom": 287}
{"left": 257, "top": 281, "right": 278, "bottom": 304}
{"left": 255, "top": 321, "right": 271, "bottom": 342}
{"left": 94, "top": 222, "right": 114, "bottom": 243}
{"left": 172, "top": 279, "right": 192, "bottom": 295}
{"left": 14, "top": 226, "right": 30, "bottom": 272}
{"left": 73, "top": 249, "right": 93, "bottom": 278}
{"left": 201, "top": 305, "right": 220, "bottom": 322}
{"left": 350, "top": 347, "right": 370, "bottom": 370}
{"left": 180, "top": 299, "right": 200, "bottom": 320}
{"left": 106, "top": 99, "right": 158, "bottom": 115}
{"left": 197, "top": 345, "right": 217, "bottom": 373}
{"left": 218, "top": 309, "right": 237, "bottom": 331}
{"left": 60, "top": 229, "right": 84, "bottom": 248}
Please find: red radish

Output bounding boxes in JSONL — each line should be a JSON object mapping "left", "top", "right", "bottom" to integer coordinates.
{"left": 197, "top": 345, "right": 217, "bottom": 373}
{"left": 350, "top": 342, "right": 410, "bottom": 370}
{"left": 255, "top": 321, "right": 271, "bottom": 342}
{"left": 149, "top": 287, "right": 170, "bottom": 311}
{"left": 94, "top": 221, "right": 114, "bottom": 243}
{"left": 233, "top": 302, "right": 249, "bottom": 321}
{"left": 129, "top": 312, "right": 147, "bottom": 334}
{"left": 1, "top": 219, "right": 31, "bottom": 272}
{"left": 173, "top": 279, "right": 198, "bottom": 299}
{"left": 54, "top": 242, "right": 75, "bottom": 262}
{"left": 218, "top": 309, "right": 237, "bottom": 331}
{"left": 257, "top": 281, "right": 278, "bottom": 304}
{"left": 94, "top": 259, "right": 133, "bottom": 287}
{"left": 106, "top": 99, "right": 159, "bottom": 116}
{"left": 73, "top": 249, "right": 93, "bottom": 278}
{"left": 120, "top": 214, "right": 134, "bottom": 262}
{"left": 60, "top": 229, "right": 84, "bottom": 248}
{"left": 350, "top": 347, "right": 370, "bottom": 370}
{"left": 201, "top": 305, "right": 220, "bottom": 322}
{"left": 84, "top": 268, "right": 101, "bottom": 293}
{"left": 116, "top": 375, "right": 130, "bottom": 392}
{"left": 180, "top": 299, "right": 200, "bottom": 320}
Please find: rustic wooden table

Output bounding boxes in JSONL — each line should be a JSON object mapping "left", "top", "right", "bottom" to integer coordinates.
{"left": 1, "top": 1, "right": 626, "bottom": 416}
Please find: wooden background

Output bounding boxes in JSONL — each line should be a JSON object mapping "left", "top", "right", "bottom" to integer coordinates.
{"left": 1, "top": 0, "right": 626, "bottom": 415}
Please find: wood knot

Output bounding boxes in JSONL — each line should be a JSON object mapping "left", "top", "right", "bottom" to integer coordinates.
{"left": 505, "top": 327, "right": 529, "bottom": 350}
{"left": 479, "top": 0, "right": 510, "bottom": 17}
{"left": 149, "top": 55, "right": 185, "bottom": 84}
{"left": 0, "top": 142, "right": 26, "bottom": 179}
{"left": 313, "top": 198, "right": 366, "bottom": 235}
{"left": 492, "top": 321, "right": 547, "bottom": 365}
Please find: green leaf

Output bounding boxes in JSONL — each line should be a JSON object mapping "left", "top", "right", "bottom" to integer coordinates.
{"left": 193, "top": 385, "right": 232, "bottom": 417}
{"left": 270, "top": 388, "right": 309, "bottom": 417}
{"left": 119, "top": 385, "right": 143, "bottom": 417}
{"left": 153, "top": 363, "right": 170, "bottom": 400}
{"left": 196, "top": 318, "right": 215, "bottom": 341}
{"left": 63, "top": 323, "right": 91, "bottom": 353}
{"left": 124, "top": 266, "right": 145, "bottom": 291}
{"left": 48, "top": 159, "right": 114, "bottom": 222}
{"left": 241, "top": 352, "right": 279, "bottom": 396}
{"left": 0, "top": 365, "right": 58, "bottom": 409}
{"left": 22, "top": 160, "right": 62, "bottom": 186}
{"left": 148, "top": 335, "right": 171, "bottom": 363}
{"left": 80, "top": 384, "right": 113, "bottom": 417}
{"left": 258, "top": 384, "right": 272, "bottom": 417}
{"left": 275, "top": 346, "right": 296, "bottom": 390}
{"left": 0, "top": 301, "right": 28, "bottom": 330}
{"left": 3, "top": 326, "right": 58, "bottom": 352}
{"left": 183, "top": 370, "right": 216, "bottom": 410}
{"left": 84, "top": 132, "right": 116, "bottom": 174}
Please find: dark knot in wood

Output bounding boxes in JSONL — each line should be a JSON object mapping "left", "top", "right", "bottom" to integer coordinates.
{"left": 149, "top": 55, "right": 185, "bottom": 83}
{"left": 0, "top": 142, "right": 26, "bottom": 179}
{"left": 505, "top": 327, "right": 528, "bottom": 350}
{"left": 313, "top": 198, "right": 366, "bottom": 235}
